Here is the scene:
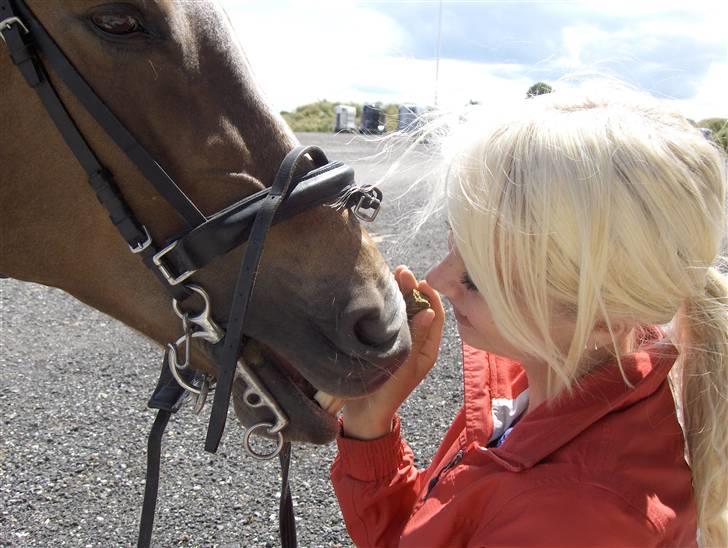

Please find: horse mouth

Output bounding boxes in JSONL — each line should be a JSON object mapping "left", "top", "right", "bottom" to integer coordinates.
{"left": 230, "top": 339, "right": 356, "bottom": 445}
{"left": 219, "top": 293, "right": 411, "bottom": 445}
{"left": 247, "top": 342, "right": 346, "bottom": 414}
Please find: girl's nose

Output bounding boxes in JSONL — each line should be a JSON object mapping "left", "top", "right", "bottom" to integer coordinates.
{"left": 426, "top": 252, "right": 462, "bottom": 301}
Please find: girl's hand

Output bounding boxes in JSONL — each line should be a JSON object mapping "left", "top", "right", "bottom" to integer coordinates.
{"left": 341, "top": 266, "right": 445, "bottom": 440}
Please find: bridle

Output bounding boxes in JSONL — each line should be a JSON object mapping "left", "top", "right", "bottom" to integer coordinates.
{"left": 0, "top": 1, "right": 382, "bottom": 546}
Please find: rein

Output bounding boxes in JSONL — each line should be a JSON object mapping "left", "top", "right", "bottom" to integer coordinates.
{"left": 1, "top": 1, "right": 382, "bottom": 546}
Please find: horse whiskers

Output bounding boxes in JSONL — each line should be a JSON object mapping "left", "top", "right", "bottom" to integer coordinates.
{"left": 147, "top": 59, "right": 158, "bottom": 81}
{"left": 353, "top": 355, "right": 396, "bottom": 390}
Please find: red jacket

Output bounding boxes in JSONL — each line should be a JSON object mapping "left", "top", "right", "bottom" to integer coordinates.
{"left": 331, "top": 330, "right": 697, "bottom": 547}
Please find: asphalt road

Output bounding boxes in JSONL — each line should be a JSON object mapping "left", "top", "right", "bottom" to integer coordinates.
{"left": 0, "top": 132, "right": 465, "bottom": 547}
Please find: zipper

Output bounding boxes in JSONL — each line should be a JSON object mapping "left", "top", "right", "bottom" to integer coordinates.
{"left": 424, "top": 449, "right": 465, "bottom": 500}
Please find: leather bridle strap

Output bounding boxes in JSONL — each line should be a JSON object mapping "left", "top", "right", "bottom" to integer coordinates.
{"left": 152, "top": 161, "right": 356, "bottom": 287}
{"left": 1, "top": 0, "right": 205, "bottom": 228}
{"left": 0, "top": 0, "right": 192, "bottom": 301}
{"left": 138, "top": 357, "right": 197, "bottom": 548}
{"left": 205, "top": 145, "right": 327, "bottom": 453}
{"left": 279, "top": 443, "right": 297, "bottom": 548}
{"left": 137, "top": 410, "right": 171, "bottom": 548}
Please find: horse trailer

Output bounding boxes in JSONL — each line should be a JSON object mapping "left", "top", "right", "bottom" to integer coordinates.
{"left": 398, "top": 104, "right": 426, "bottom": 132}
{"left": 334, "top": 104, "right": 357, "bottom": 133}
{"left": 360, "top": 103, "right": 386, "bottom": 134}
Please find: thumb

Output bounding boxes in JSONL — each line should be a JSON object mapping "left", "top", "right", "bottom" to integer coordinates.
{"left": 409, "top": 308, "right": 435, "bottom": 348}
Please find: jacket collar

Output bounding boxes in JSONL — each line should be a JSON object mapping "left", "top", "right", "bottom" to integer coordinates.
{"left": 462, "top": 328, "right": 678, "bottom": 471}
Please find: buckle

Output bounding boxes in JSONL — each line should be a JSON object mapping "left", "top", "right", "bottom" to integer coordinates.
{"left": 352, "top": 187, "right": 382, "bottom": 223}
{"left": 129, "top": 225, "right": 152, "bottom": 254}
{"left": 0, "top": 17, "right": 29, "bottom": 43}
{"left": 152, "top": 240, "right": 196, "bottom": 286}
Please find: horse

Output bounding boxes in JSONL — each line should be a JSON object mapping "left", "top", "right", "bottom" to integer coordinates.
{"left": 0, "top": 0, "right": 410, "bottom": 456}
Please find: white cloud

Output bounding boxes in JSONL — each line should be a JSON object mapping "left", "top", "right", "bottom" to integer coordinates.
{"left": 220, "top": 0, "right": 530, "bottom": 111}
{"left": 545, "top": 14, "right": 727, "bottom": 119}
{"left": 672, "top": 62, "right": 728, "bottom": 120}
{"left": 580, "top": 0, "right": 725, "bottom": 21}
{"left": 219, "top": 0, "right": 727, "bottom": 120}
{"left": 221, "top": 0, "right": 407, "bottom": 110}
{"left": 560, "top": 24, "right": 609, "bottom": 67}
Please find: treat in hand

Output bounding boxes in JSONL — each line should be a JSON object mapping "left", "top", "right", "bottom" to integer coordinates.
{"left": 405, "top": 288, "right": 432, "bottom": 320}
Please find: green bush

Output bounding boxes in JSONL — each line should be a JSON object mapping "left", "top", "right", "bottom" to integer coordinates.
{"left": 281, "top": 100, "right": 337, "bottom": 133}
{"left": 280, "top": 101, "right": 728, "bottom": 154}
{"left": 383, "top": 103, "right": 399, "bottom": 132}
{"left": 281, "top": 100, "right": 402, "bottom": 133}
{"left": 697, "top": 118, "right": 728, "bottom": 154}
{"left": 697, "top": 118, "right": 727, "bottom": 135}
{"left": 714, "top": 125, "right": 728, "bottom": 154}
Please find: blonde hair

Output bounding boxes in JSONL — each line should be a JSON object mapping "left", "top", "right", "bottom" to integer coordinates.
{"left": 438, "top": 84, "right": 727, "bottom": 546}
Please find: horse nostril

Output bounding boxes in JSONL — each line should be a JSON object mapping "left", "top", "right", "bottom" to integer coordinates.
{"left": 353, "top": 311, "right": 399, "bottom": 349}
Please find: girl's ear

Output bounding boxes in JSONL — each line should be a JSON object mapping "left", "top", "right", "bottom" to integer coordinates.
{"left": 592, "top": 320, "right": 636, "bottom": 351}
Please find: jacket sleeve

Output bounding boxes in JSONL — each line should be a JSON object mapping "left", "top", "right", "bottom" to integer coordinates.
{"left": 330, "top": 416, "right": 428, "bottom": 548}
{"left": 468, "top": 483, "right": 661, "bottom": 547}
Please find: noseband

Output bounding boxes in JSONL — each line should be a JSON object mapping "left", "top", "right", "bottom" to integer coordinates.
{"left": 1, "top": 1, "right": 382, "bottom": 546}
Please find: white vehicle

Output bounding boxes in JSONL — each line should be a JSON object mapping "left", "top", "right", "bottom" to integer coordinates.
{"left": 334, "top": 105, "right": 357, "bottom": 133}
{"left": 398, "top": 104, "right": 426, "bottom": 132}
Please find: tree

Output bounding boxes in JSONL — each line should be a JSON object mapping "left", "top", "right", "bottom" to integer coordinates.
{"left": 526, "top": 82, "right": 553, "bottom": 98}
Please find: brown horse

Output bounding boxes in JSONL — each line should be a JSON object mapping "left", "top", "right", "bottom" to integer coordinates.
{"left": 0, "top": 0, "right": 410, "bottom": 446}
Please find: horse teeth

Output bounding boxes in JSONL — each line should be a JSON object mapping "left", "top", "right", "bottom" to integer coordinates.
{"left": 313, "top": 391, "right": 345, "bottom": 416}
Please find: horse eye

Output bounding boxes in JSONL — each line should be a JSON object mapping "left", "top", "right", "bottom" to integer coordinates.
{"left": 91, "top": 13, "right": 144, "bottom": 35}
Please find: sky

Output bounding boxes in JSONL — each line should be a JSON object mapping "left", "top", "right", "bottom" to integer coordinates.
{"left": 219, "top": 0, "right": 727, "bottom": 121}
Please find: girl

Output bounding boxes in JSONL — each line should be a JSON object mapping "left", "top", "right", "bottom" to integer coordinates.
{"left": 331, "top": 86, "right": 728, "bottom": 547}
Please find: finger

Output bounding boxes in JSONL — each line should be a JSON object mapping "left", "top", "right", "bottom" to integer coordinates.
{"left": 394, "top": 265, "right": 410, "bottom": 292}
{"left": 410, "top": 310, "right": 438, "bottom": 357}
{"left": 409, "top": 309, "right": 438, "bottom": 375}
{"left": 409, "top": 308, "right": 435, "bottom": 354}
{"left": 410, "top": 308, "right": 435, "bottom": 343}
{"left": 412, "top": 283, "right": 444, "bottom": 361}
{"left": 398, "top": 269, "right": 418, "bottom": 294}
{"left": 417, "top": 281, "right": 445, "bottom": 321}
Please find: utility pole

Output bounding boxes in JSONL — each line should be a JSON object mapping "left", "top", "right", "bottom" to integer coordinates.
{"left": 434, "top": 0, "right": 443, "bottom": 107}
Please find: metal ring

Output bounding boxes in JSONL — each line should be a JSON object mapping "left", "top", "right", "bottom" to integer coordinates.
{"left": 172, "top": 284, "right": 211, "bottom": 319}
{"left": 167, "top": 351, "right": 202, "bottom": 394}
{"left": 193, "top": 377, "right": 210, "bottom": 414}
{"left": 167, "top": 346, "right": 216, "bottom": 396}
{"left": 166, "top": 316, "right": 191, "bottom": 370}
{"left": 171, "top": 285, "right": 223, "bottom": 344}
{"left": 242, "top": 422, "right": 285, "bottom": 461}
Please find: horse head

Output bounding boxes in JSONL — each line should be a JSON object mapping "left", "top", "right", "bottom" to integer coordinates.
{"left": 0, "top": 0, "right": 410, "bottom": 445}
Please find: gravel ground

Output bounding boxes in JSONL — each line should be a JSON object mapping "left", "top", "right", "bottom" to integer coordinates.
{"left": 0, "top": 133, "right": 464, "bottom": 547}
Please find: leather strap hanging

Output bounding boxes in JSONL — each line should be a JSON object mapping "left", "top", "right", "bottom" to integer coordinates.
{"left": 206, "top": 145, "right": 329, "bottom": 453}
